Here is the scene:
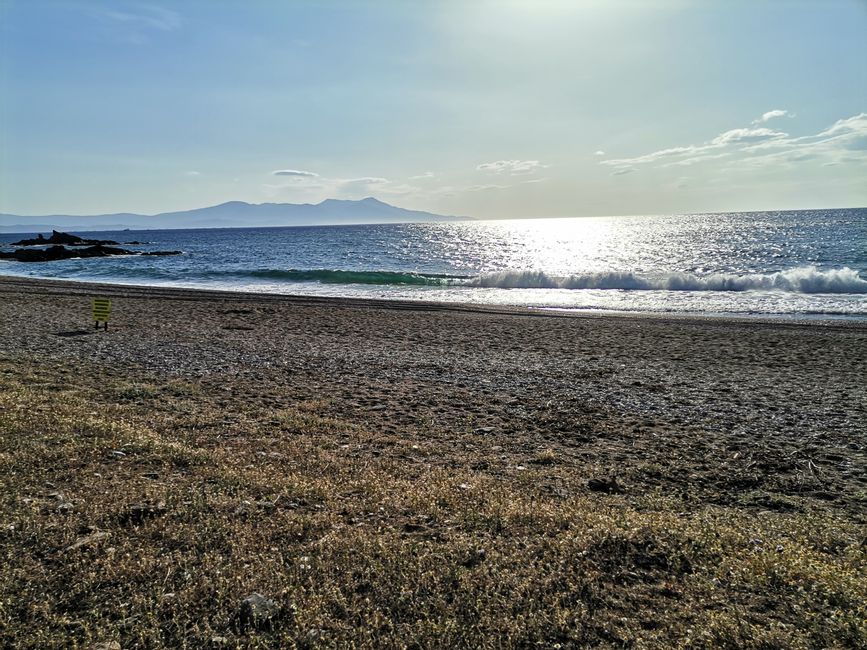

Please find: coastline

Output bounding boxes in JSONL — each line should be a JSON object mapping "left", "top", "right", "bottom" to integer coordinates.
{"left": 2, "top": 274, "right": 865, "bottom": 646}
{"left": 2, "top": 273, "right": 866, "bottom": 326}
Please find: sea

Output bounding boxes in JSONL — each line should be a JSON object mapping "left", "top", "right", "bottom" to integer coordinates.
{"left": 2, "top": 208, "right": 866, "bottom": 320}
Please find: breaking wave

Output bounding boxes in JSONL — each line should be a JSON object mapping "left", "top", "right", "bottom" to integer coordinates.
{"left": 25, "top": 264, "right": 866, "bottom": 294}
{"left": 242, "top": 268, "right": 468, "bottom": 286}
{"left": 203, "top": 266, "right": 867, "bottom": 293}
{"left": 467, "top": 266, "right": 867, "bottom": 294}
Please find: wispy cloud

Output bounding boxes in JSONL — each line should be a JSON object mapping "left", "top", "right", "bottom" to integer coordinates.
{"left": 272, "top": 169, "right": 319, "bottom": 178}
{"left": 340, "top": 177, "right": 388, "bottom": 186}
{"left": 736, "top": 112, "right": 867, "bottom": 168}
{"left": 477, "top": 160, "right": 547, "bottom": 175}
{"left": 184, "top": 170, "right": 201, "bottom": 177}
{"left": 600, "top": 112, "right": 867, "bottom": 173}
{"left": 92, "top": 4, "right": 181, "bottom": 32}
{"left": 410, "top": 171, "right": 436, "bottom": 180}
{"left": 711, "top": 127, "right": 787, "bottom": 145}
{"left": 466, "top": 183, "right": 510, "bottom": 192}
{"left": 752, "top": 109, "right": 794, "bottom": 124}
{"left": 594, "top": 150, "right": 605, "bottom": 156}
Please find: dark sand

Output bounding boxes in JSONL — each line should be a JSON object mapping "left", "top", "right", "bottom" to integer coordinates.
{"left": 2, "top": 275, "right": 865, "bottom": 515}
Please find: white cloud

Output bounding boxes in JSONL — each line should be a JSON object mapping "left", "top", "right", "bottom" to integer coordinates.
{"left": 410, "top": 171, "right": 435, "bottom": 180}
{"left": 594, "top": 150, "right": 605, "bottom": 156}
{"left": 272, "top": 169, "right": 319, "bottom": 177}
{"left": 92, "top": 5, "right": 181, "bottom": 31}
{"left": 600, "top": 113, "right": 867, "bottom": 172}
{"left": 662, "top": 152, "right": 731, "bottom": 167}
{"left": 612, "top": 167, "right": 635, "bottom": 176}
{"left": 466, "top": 184, "right": 510, "bottom": 192}
{"left": 341, "top": 177, "right": 388, "bottom": 186}
{"left": 736, "top": 112, "right": 867, "bottom": 167}
{"left": 477, "top": 159, "right": 547, "bottom": 175}
{"left": 602, "top": 145, "right": 704, "bottom": 168}
{"left": 184, "top": 170, "right": 201, "bottom": 177}
{"left": 711, "top": 127, "right": 787, "bottom": 146}
{"left": 752, "top": 109, "right": 794, "bottom": 124}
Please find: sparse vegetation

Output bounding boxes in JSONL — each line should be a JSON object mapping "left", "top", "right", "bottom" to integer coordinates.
{"left": 1, "top": 357, "right": 864, "bottom": 648}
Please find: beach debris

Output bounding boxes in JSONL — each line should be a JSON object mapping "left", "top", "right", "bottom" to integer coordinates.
{"left": 120, "top": 501, "right": 167, "bottom": 526}
{"left": 237, "top": 593, "right": 280, "bottom": 632}
{"left": 461, "top": 548, "right": 487, "bottom": 568}
{"left": 90, "top": 642, "right": 121, "bottom": 650}
{"left": 588, "top": 476, "right": 622, "bottom": 494}
{"left": 65, "top": 530, "right": 111, "bottom": 553}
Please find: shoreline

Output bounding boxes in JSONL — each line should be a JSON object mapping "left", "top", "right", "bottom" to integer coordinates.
{"left": 2, "top": 273, "right": 866, "bottom": 328}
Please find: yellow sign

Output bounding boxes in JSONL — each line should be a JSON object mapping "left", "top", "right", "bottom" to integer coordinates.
{"left": 92, "top": 298, "right": 111, "bottom": 322}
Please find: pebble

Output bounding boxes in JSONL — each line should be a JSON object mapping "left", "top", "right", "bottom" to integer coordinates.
{"left": 237, "top": 593, "right": 280, "bottom": 631}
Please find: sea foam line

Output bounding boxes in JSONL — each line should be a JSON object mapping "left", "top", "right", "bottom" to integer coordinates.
{"left": 466, "top": 266, "right": 867, "bottom": 294}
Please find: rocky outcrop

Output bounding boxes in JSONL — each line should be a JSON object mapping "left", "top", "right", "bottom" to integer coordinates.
{"left": 11, "top": 230, "right": 119, "bottom": 246}
{"left": 0, "top": 244, "right": 181, "bottom": 262}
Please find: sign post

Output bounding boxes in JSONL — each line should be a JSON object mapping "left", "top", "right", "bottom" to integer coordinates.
{"left": 92, "top": 298, "right": 111, "bottom": 331}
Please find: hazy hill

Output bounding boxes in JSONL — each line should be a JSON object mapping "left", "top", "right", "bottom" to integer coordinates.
{"left": 0, "top": 198, "right": 470, "bottom": 233}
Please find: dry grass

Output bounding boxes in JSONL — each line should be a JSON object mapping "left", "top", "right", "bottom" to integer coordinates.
{"left": 0, "top": 358, "right": 864, "bottom": 648}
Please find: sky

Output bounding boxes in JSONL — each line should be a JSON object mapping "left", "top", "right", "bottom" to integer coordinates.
{"left": 1, "top": 0, "right": 865, "bottom": 219}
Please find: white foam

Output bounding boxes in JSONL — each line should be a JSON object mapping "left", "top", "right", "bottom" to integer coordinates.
{"left": 466, "top": 266, "right": 867, "bottom": 294}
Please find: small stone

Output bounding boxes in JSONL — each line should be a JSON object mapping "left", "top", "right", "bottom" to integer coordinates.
{"left": 237, "top": 593, "right": 280, "bottom": 631}
{"left": 588, "top": 476, "right": 622, "bottom": 494}
{"left": 461, "top": 548, "right": 487, "bottom": 568}
{"left": 121, "top": 501, "right": 167, "bottom": 525}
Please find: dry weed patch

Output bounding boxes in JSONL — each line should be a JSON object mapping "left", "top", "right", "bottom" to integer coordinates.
{"left": 0, "top": 359, "right": 864, "bottom": 648}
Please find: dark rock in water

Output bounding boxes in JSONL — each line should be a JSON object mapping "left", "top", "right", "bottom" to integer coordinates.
{"left": 0, "top": 244, "right": 181, "bottom": 262}
{"left": 237, "top": 593, "right": 280, "bottom": 631}
{"left": 68, "top": 239, "right": 120, "bottom": 246}
{"left": 11, "top": 230, "right": 118, "bottom": 247}
{"left": 0, "top": 244, "right": 130, "bottom": 262}
{"left": 588, "top": 476, "right": 622, "bottom": 494}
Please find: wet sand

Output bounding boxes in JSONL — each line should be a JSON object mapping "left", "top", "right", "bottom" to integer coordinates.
{"left": 2, "top": 275, "right": 865, "bottom": 516}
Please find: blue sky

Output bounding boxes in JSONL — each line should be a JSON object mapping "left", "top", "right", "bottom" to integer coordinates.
{"left": 1, "top": 0, "right": 865, "bottom": 218}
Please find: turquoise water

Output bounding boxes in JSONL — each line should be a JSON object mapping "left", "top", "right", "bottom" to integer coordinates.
{"left": 2, "top": 208, "right": 866, "bottom": 318}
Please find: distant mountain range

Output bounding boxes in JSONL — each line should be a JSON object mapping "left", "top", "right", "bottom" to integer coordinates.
{"left": 0, "top": 197, "right": 470, "bottom": 233}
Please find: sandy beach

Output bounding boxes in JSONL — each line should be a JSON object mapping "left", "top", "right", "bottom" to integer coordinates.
{"left": 3, "top": 275, "right": 865, "bottom": 509}
{"left": 1, "top": 275, "right": 865, "bottom": 647}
